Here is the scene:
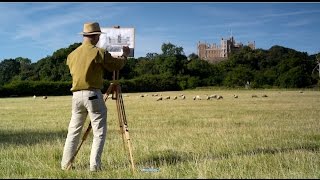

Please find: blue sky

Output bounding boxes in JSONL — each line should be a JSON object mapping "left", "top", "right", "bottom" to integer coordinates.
{"left": 1, "top": 2, "right": 320, "bottom": 62}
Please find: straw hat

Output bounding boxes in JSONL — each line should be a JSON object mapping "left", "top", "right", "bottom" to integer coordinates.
{"left": 79, "top": 22, "right": 104, "bottom": 35}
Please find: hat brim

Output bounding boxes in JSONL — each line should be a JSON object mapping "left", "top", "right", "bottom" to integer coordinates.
{"left": 79, "top": 31, "right": 104, "bottom": 35}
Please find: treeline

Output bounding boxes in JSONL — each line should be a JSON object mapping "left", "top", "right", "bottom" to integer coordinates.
{"left": 0, "top": 42, "right": 319, "bottom": 97}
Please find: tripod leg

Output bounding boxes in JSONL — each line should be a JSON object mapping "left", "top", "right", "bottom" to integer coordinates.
{"left": 104, "top": 83, "right": 117, "bottom": 101}
{"left": 115, "top": 90, "right": 127, "bottom": 152}
{"left": 115, "top": 85, "right": 135, "bottom": 172}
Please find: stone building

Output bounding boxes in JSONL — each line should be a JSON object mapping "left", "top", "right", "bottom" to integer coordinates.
{"left": 197, "top": 36, "right": 255, "bottom": 63}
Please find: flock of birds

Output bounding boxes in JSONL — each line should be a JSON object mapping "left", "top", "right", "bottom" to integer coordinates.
{"left": 32, "top": 91, "right": 305, "bottom": 101}
{"left": 136, "top": 93, "right": 270, "bottom": 101}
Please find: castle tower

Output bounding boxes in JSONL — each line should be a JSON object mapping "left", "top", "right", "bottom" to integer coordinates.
{"left": 197, "top": 34, "right": 256, "bottom": 63}
{"left": 197, "top": 41, "right": 208, "bottom": 60}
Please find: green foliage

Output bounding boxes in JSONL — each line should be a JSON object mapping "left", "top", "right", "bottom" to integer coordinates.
{"left": 0, "top": 81, "right": 72, "bottom": 97}
{"left": 120, "top": 58, "right": 138, "bottom": 79}
{"left": 157, "top": 56, "right": 183, "bottom": 76}
{"left": 251, "top": 68, "right": 277, "bottom": 88}
{"left": 33, "top": 43, "right": 80, "bottom": 81}
{"left": 14, "top": 57, "right": 34, "bottom": 81}
{"left": 0, "top": 59, "right": 20, "bottom": 85}
{"left": 186, "top": 59, "right": 213, "bottom": 78}
{"left": 145, "top": 52, "right": 159, "bottom": 60}
{"left": 126, "top": 74, "right": 180, "bottom": 92}
{"left": 186, "top": 76, "right": 200, "bottom": 89}
{"left": 188, "top": 53, "right": 199, "bottom": 60}
{"left": 276, "top": 66, "right": 312, "bottom": 88}
{"left": 161, "top": 42, "right": 184, "bottom": 56}
{"left": 176, "top": 75, "right": 201, "bottom": 90}
{"left": 133, "top": 58, "right": 158, "bottom": 76}
{"left": 223, "top": 65, "right": 254, "bottom": 87}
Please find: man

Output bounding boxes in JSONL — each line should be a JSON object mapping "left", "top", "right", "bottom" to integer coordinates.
{"left": 61, "top": 22, "right": 130, "bottom": 172}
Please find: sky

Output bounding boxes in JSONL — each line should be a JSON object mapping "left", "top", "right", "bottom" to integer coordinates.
{"left": 1, "top": 2, "right": 320, "bottom": 62}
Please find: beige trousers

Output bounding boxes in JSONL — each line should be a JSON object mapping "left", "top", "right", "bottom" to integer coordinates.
{"left": 61, "top": 89, "right": 107, "bottom": 171}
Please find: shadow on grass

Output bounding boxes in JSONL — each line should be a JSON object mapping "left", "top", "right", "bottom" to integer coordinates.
{"left": 0, "top": 129, "right": 67, "bottom": 146}
{"left": 136, "top": 149, "right": 193, "bottom": 167}
{"left": 212, "top": 143, "right": 320, "bottom": 160}
{"left": 136, "top": 143, "right": 320, "bottom": 167}
{"left": 243, "top": 144, "right": 320, "bottom": 155}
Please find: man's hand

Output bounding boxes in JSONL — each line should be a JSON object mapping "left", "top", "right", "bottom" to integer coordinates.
{"left": 122, "top": 46, "right": 130, "bottom": 57}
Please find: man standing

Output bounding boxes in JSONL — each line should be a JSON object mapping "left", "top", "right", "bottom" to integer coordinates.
{"left": 61, "top": 22, "right": 130, "bottom": 172}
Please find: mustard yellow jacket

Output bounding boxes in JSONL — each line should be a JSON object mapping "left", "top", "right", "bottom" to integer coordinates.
{"left": 67, "top": 40, "right": 127, "bottom": 92}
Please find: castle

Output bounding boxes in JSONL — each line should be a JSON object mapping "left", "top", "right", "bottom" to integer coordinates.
{"left": 197, "top": 36, "right": 255, "bottom": 63}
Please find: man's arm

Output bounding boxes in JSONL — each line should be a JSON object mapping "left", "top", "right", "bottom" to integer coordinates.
{"left": 103, "top": 51, "right": 127, "bottom": 72}
{"left": 102, "top": 46, "right": 130, "bottom": 72}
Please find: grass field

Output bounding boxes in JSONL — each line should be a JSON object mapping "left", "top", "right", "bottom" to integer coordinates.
{"left": 0, "top": 88, "right": 319, "bottom": 178}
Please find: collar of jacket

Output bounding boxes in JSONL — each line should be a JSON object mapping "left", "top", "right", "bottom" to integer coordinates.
{"left": 82, "top": 39, "right": 96, "bottom": 46}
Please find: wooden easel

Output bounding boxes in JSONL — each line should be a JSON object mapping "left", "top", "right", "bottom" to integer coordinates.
{"left": 103, "top": 70, "right": 135, "bottom": 172}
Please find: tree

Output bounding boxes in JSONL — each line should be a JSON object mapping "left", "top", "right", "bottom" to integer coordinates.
{"left": 276, "top": 66, "right": 312, "bottom": 88}
{"left": 186, "top": 59, "right": 212, "bottom": 78}
{"left": 134, "top": 58, "right": 158, "bottom": 76}
{"left": 32, "top": 43, "right": 81, "bottom": 81}
{"left": 145, "top": 53, "right": 159, "bottom": 60}
{"left": 120, "top": 58, "right": 138, "bottom": 79}
{"left": 0, "top": 59, "right": 20, "bottom": 85}
{"left": 223, "top": 65, "right": 254, "bottom": 87}
{"left": 14, "top": 57, "right": 33, "bottom": 81}
{"left": 161, "top": 42, "right": 184, "bottom": 56}
{"left": 188, "top": 53, "right": 198, "bottom": 60}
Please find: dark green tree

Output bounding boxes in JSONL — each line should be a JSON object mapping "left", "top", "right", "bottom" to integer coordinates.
{"left": 223, "top": 65, "right": 254, "bottom": 87}
{"left": 161, "top": 42, "right": 184, "bottom": 56}
{"left": 14, "top": 57, "right": 33, "bottom": 81}
{"left": 145, "top": 53, "right": 159, "bottom": 60}
{"left": 188, "top": 53, "right": 199, "bottom": 60}
{"left": 0, "top": 59, "right": 20, "bottom": 85}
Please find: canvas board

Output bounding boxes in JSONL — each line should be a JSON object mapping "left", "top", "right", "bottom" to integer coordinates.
{"left": 97, "top": 27, "right": 135, "bottom": 57}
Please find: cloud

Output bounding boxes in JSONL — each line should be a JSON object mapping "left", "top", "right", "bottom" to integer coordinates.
{"left": 9, "top": 3, "right": 129, "bottom": 54}
{"left": 23, "top": 3, "right": 65, "bottom": 15}
{"left": 260, "top": 9, "right": 320, "bottom": 18}
{"left": 191, "top": 4, "right": 252, "bottom": 19}
{"left": 283, "top": 19, "right": 313, "bottom": 27}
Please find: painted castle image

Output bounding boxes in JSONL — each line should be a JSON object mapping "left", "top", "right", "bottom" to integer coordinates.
{"left": 197, "top": 36, "right": 255, "bottom": 63}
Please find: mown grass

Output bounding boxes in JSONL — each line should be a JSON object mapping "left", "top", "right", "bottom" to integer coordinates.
{"left": 0, "top": 89, "right": 319, "bottom": 178}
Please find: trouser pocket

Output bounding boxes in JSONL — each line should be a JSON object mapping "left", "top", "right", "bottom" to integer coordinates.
{"left": 87, "top": 92, "right": 104, "bottom": 113}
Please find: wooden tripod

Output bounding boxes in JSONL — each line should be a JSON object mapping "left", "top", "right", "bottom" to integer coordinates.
{"left": 66, "top": 71, "right": 135, "bottom": 172}
{"left": 103, "top": 70, "right": 135, "bottom": 172}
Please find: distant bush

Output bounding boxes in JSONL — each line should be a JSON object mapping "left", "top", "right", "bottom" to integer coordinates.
{"left": 0, "top": 81, "right": 72, "bottom": 97}
{"left": 120, "top": 74, "right": 181, "bottom": 93}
